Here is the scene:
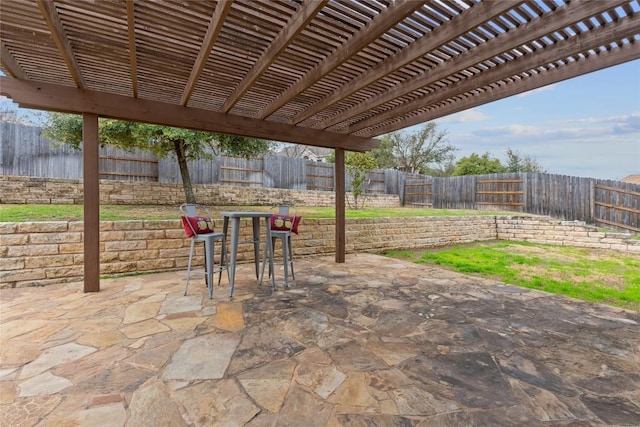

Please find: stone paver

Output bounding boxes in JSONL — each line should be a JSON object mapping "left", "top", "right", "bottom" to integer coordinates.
{"left": 162, "top": 334, "right": 240, "bottom": 380}
{"left": 1, "top": 254, "right": 639, "bottom": 426}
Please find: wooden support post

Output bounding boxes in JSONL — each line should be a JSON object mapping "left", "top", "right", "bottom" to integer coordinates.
{"left": 335, "top": 148, "right": 345, "bottom": 263}
{"left": 83, "top": 113, "right": 100, "bottom": 292}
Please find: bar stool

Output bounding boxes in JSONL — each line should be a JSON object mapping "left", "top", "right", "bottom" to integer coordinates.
{"left": 180, "top": 204, "right": 228, "bottom": 299}
{"left": 263, "top": 206, "right": 300, "bottom": 287}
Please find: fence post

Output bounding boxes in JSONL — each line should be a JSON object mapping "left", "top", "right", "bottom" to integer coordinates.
{"left": 472, "top": 175, "right": 476, "bottom": 210}
{"left": 522, "top": 173, "right": 528, "bottom": 213}
{"left": 589, "top": 178, "right": 595, "bottom": 224}
{"left": 399, "top": 172, "right": 406, "bottom": 206}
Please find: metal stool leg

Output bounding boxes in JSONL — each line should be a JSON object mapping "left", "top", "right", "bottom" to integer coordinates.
{"left": 261, "top": 233, "right": 292, "bottom": 288}
{"left": 205, "top": 238, "right": 214, "bottom": 299}
{"left": 259, "top": 234, "right": 276, "bottom": 291}
{"left": 184, "top": 238, "right": 196, "bottom": 296}
{"left": 281, "top": 234, "right": 289, "bottom": 287}
{"left": 218, "top": 235, "right": 229, "bottom": 287}
{"left": 287, "top": 234, "right": 295, "bottom": 280}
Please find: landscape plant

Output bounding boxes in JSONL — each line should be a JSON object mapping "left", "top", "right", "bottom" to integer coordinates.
{"left": 505, "top": 148, "right": 547, "bottom": 173}
{"left": 453, "top": 152, "right": 506, "bottom": 175}
{"left": 345, "top": 151, "right": 378, "bottom": 209}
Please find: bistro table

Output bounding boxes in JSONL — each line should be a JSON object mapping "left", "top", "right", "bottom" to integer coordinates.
{"left": 220, "top": 211, "right": 276, "bottom": 297}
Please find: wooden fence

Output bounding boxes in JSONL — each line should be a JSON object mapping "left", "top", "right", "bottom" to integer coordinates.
{"left": 2, "top": 122, "right": 638, "bottom": 232}
{"left": 306, "top": 162, "right": 334, "bottom": 191}
{"left": 475, "top": 178, "right": 523, "bottom": 209}
{"left": 403, "top": 173, "right": 639, "bottom": 232}
{"left": 404, "top": 174, "right": 432, "bottom": 207}
{"left": 594, "top": 183, "right": 640, "bottom": 233}
{"left": 0, "top": 122, "right": 158, "bottom": 181}
{"left": 220, "top": 156, "right": 263, "bottom": 187}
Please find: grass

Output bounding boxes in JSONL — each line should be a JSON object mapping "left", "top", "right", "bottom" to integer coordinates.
{"left": 0, "top": 204, "right": 515, "bottom": 222}
{"left": 383, "top": 241, "right": 640, "bottom": 311}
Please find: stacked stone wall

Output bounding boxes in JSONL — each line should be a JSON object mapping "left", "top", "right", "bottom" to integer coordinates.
{"left": 2, "top": 216, "right": 638, "bottom": 288}
{"left": 496, "top": 217, "right": 639, "bottom": 251}
{"left": 0, "top": 175, "right": 400, "bottom": 208}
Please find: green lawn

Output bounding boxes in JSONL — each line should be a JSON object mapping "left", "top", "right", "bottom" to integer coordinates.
{"left": 0, "top": 204, "right": 515, "bottom": 222}
{"left": 384, "top": 241, "right": 640, "bottom": 311}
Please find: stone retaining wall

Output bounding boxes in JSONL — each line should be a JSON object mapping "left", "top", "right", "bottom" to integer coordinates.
{"left": 0, "top": 175, "right": 400, "bottom": 208}
{"left": 1, "top": 216, "right": 638, "bottom": 288}
{"left": 496, "top": 217, "right": 639, "bottom": 251}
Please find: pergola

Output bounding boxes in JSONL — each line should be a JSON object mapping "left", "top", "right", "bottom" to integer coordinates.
{"left": 2, "top": 0, "right": 639, "bottom": 292}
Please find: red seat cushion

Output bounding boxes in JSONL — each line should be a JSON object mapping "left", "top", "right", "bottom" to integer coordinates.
{"left": 270, "top": 215, "right": 301, "bottom": 234}
{"left": 181, "top": 216, "right": 215, "bottom": 237}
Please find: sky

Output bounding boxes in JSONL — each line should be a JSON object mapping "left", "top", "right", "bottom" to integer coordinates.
{"left": 2, "top": 60, "right": 639, "bottom": 181}
{"left": 419, "top": 59, "right": 640, "bottom": 181}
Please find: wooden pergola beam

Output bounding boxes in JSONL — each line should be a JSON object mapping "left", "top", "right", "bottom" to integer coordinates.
{"left": 257, "top": 0, "right": 424, "bottom": 120}
{"left": 0, "top": 77, "right": 379, "bottom": 152}
{"left": 180, "top": 0, "right": 233, "bottom": 106}
{"left": 349, "top": 13, "right": 640, "bottom": 135}
{"left": 361, "top": 41, "right": 640, "bottom": 137}
{"left": 222, "top": 0, "right": 328, "bottom": 113}
{"left": 0, "top": 42, "right": 27, "bottom": 79}
{"left": 317, "top": 0, "right": 628, "bottom": 131}
{"left": 35, "top": 0, "right": 85, "bottom": 88}
{"left": 291, "top": 0, "right": 515, "bottom": 125}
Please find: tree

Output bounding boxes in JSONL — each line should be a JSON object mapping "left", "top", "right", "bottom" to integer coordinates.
{"left": 368, "top": 136, "right": 396, "bottom": 169}
{"left": 0, "top": 105, "right": 24, "bottom": 124}
{"left": 214, "top": 133, "right": 273, "bottom": 158}
{"left": 377, "top": 122, "right": 456, "bottom": 174}
{"left": 277, "top": 143, "right": 308, "bottom": 158}
{"left": 42, "top": 113, "right": 272, "bottom": 203}
{"left": 422, "top": 159, "right": 457, "bottom": 177}
{"left": 505, "top": 148, "right": 546, "bottom": 173}
{"left": 345, "top": 151, "right": 378, "bottom": 209}
{"left": 0, "top": 101, "right": 45, "bottom": 125}
{"left": 453, "top": 152, "right": 507, "bottom": 176}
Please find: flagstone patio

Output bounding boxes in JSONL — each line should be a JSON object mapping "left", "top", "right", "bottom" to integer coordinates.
{"left": 1, "top": 254, "right": 639, "bottom": 426}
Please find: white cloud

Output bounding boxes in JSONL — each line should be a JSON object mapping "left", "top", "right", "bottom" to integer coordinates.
{"left": 473, "top": 124, "right": 540, "bottom": 138}
{"left": 516, "top": 84, "right": 557, "bottom": 97}
{"left": 438, "top": 108, "right": 489, "bottom": 124}
{"left": 465, "top": 112, "right": 640, "bottom": 143}
{"left": 551, "top": 112, "right": 640, "bottom": 135}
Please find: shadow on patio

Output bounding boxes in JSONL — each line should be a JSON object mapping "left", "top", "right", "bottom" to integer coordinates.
{"left": 1, "top": 254, "right": 639, "bottom": 426}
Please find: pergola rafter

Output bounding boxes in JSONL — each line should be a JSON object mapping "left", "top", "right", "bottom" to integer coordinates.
{"left": 126, "top": 1, "right": 138, "bottom": 98}
{"left": 222, "top": 0, "right": 328, "bottom": 113}
{"left": 0, "top": 41, "right": 26, "bottom": 79}
{"left": 1, "top": 0, "right": 637, "bottom": 141}
{"left": 180, "top": 0, "right": 233, "bottom": 106}
{"left": 361, "top": 38, "right": 640, "bottom": 137}
{"left": 256, "top": 0, "right": 425, "bottom": 119}
{"left": 34, "top": 0, "right": 85, "bottom": 88}
{"left": 291, "top": 0, "right": 517, "bottom": 126}
{"left": 349, "top": 11, "right": 640, "bottom": 135}
{"left": 317, "top": 0, "right": 632, "bottom": 132}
